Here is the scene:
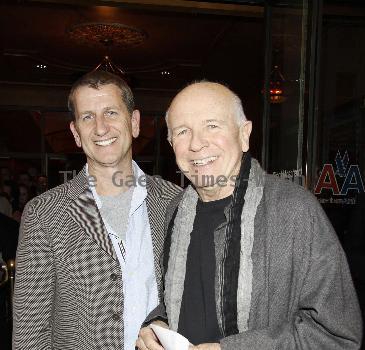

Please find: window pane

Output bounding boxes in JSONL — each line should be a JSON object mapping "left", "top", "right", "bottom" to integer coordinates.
{"left": 0, "top": 111, "right": 42, "bottom": 153}
{"left": 266, "top": 1, "right": 308, "bottom": 183}
{"left": 44, "top": 112, "right": 79, "bottom": 153}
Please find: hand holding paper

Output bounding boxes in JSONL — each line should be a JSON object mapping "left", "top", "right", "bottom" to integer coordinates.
{"left": 150, "top": 324, "right": 191, "bottom": 350}
{"left": 136, "top": 323, "right": 220, "bottom": 350}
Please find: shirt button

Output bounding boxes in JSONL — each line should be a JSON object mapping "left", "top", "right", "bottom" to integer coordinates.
{"left": 112, "top": 313, "right": 120, "bottom": 321}
{"left": 110, "top": 273, "right": 118, "bottom": 281}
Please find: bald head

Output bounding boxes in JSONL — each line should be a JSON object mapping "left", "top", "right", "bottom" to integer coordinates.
{"left": 165, "top": 80, "right": 252, "bottom": 201}
{"left": 166, "top": 81, "right": 247, "bottom": 141}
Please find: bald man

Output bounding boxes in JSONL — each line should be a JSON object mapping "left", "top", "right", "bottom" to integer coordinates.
{"left": 136, "top": 81, "right": 362, "bottom": 350}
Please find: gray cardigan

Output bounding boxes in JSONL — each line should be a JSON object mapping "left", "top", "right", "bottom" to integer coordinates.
{"left": 147, "top": 159, "right": 363, "bottom": 349}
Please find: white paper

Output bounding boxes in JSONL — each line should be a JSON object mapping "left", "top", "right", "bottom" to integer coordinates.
{"left": 150, "top": 324, "right": 191, "bottom": 350}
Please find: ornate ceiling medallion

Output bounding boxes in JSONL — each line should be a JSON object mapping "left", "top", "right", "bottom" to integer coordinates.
{"left": 68, "top": 22, "right": 147, "bottom": 48}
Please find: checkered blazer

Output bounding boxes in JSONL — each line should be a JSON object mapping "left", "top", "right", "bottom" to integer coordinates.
{"left": 12, "top": 167, "right": 181, "bottom": 350}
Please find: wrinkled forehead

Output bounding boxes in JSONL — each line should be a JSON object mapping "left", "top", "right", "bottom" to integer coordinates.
{"left": 73, "top": 83, "right": 122, "bottom": 100}
{"left": 168, "top": 85, "right": 235, "bottom": 125}
{"left": 73, "top": 84, "right": 128, "bottom": 115}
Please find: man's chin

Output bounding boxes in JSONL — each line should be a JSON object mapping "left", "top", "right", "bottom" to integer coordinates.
{"left": 87, "top": 157, "right": 125, "bottom": 169}
{"left": 188, "top": 174, "right": 234, "bottom": 191}
{"left": 185, "top": 174, "right": 214, "bottom": 188}
{"left": 192, "top": 183, "right": 212, "bottom": 190}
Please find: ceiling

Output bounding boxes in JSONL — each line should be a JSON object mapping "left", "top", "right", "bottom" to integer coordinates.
{"left": 0, "top": 0, "right": 267, "bottom": 165}
{"left": 0, "top": 1, "right": 265, "bottom": 91}
{"left": 1, "top": 0, "right": 363, "bottom": 173}
{"left": 1, "top": 0, "right": 364, "bottom": 93}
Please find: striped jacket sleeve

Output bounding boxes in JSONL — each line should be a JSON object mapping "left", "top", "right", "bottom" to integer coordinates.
{"left": 13, "top": 199, "right": 55, "bottom": 350}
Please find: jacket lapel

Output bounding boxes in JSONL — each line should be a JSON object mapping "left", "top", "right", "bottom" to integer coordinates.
{"left": 164, "top": 186, "right": 198, "bottom": 331}
{"left": 67, "top": 168, "right": 117, "bottom": 261}
{"left": 145, "top": 176, "right": 168, "bottom": 299}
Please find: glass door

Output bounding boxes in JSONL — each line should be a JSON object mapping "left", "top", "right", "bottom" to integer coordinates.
{"left": 262, "top": 0, "right": 310, "bottom": 186}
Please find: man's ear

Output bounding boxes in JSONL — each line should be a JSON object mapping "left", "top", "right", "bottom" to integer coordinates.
{"left": 240, "top": 120, "right": 252, "bottom": 152}
{"left": 70, "top": 121, "right": 82, "bottom": 148}
{"left": 131, "top": 110, "right": 140, "bottom": 138}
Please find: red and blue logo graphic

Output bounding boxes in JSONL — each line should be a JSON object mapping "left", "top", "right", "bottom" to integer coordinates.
{"left": 314, "top": 151, "right": 364, "bottom": 196}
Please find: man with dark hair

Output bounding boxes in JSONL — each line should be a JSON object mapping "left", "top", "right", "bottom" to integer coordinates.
{"left": 137, "top": 81, "right": 362, "bottom": 350}
{"left": 68, "top": 70, "right": 135, "bottom": 116}
{"left": 13, "top": 70, "right": 181, "bottom": 350}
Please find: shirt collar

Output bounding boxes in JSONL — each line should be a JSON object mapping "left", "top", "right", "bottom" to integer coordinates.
{"left": 86, "top": 161, "right": 147, "bottom": 215}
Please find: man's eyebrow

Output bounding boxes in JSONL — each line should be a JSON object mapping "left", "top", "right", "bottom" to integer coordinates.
{"left": 103, "top": 106, "right": 119, "bottom": 111}
{"left": 172, "top": 125, "right": 187, "bottom": 131}
{"left": 203, "top": 119, "right": 225, "bottom": 124}
{"left": 79, "top": 110, "right": 94, "bottom": 115}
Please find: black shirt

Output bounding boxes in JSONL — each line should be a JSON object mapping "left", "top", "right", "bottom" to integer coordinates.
{"left": 178, "top": 195, "right": 231, "bottom": 345}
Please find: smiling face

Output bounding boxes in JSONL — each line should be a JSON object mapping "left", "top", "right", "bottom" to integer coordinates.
{"left": 167, "top": 82, "right": 252, "bottom": 201}
{"left": 70, "top": 84, "right": 140, "bottom": 173}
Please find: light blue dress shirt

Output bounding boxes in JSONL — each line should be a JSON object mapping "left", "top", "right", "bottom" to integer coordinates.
{"left": 87, "top": 162, "right": 159, "bottom": 350}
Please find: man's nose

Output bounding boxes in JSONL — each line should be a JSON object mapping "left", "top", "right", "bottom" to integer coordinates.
{"left": 94, "top": 115, "right": 109, "bottom": 136}
{"left": 189, "top": 131, "right": 208, "bottom": 152}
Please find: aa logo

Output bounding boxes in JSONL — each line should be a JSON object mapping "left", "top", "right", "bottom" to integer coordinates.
{"left": 314, "top": 151, "right": 364, "bottom": 195}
